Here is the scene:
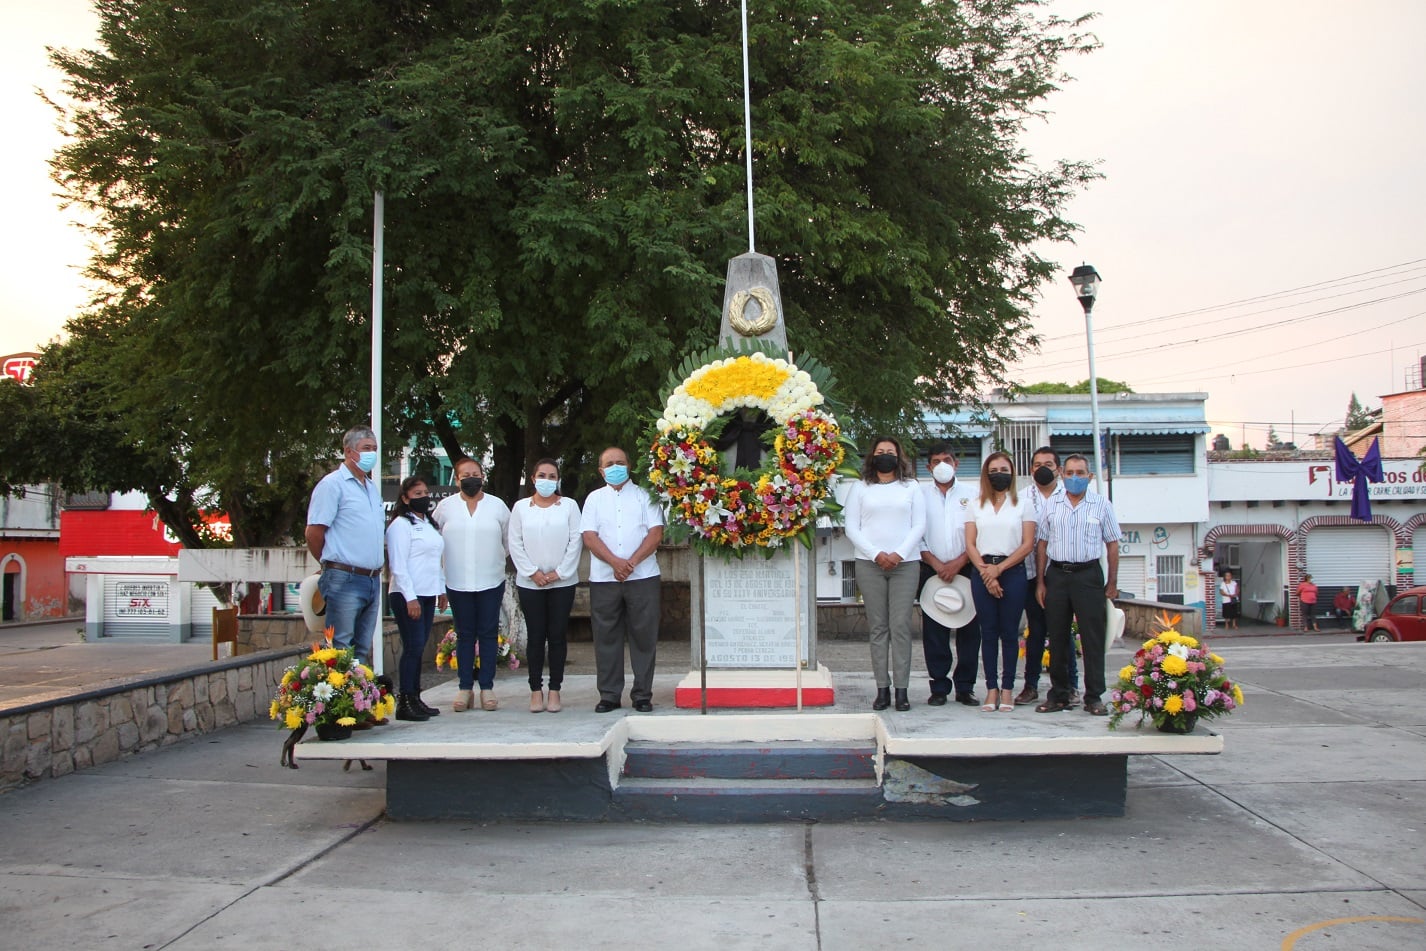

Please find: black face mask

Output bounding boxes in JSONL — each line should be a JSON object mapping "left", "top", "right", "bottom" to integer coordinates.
{"left": 988, "top": 472, "right": 1014, "bottom": 492}
{"left": 1033, "top": 466, "right": 1056, "bottom": 486}
{"left": 459, "top": 477, "right": 483, "bottom": 496}
{"left": 872, "top": 454, "right": 899, "bottom": 474}
{"left": 407, "top": 495, "right": 433, "bottom": 515}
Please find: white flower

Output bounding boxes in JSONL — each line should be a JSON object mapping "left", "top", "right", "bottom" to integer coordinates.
{"left": 1167, "top": 644, "right": 1190, "bottom": 659}
{"left": 313, "top": 682, "right": 335, "bottom": 702}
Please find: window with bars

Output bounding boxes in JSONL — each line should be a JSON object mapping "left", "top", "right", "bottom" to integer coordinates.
{"left": 841, "top": 561, "right": 860, "bottom": 601}
{"left": 1157, "top": 555, "right": 1185, "bottom": 604}
{"left": 997, "top": 419, "right": 1046, "bottom": 477}
{"left": 914, "top": 435, "right": 984, "bottom": 479}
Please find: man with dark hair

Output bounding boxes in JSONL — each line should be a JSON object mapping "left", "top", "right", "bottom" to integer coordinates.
{"left": 1016, "top": 446, "right": 1079, "bottom": 705}
{"left": 918, "top": 443, "right": 981, "bottom": 706}
{"left": 305, "top": 425, "right": 385, "bottom": 664}
{"left": 581, "top": 446, "right": 665, "bottom": 712}
{"left": 1033, "top": 453, "right": 1121, "bottom": 715}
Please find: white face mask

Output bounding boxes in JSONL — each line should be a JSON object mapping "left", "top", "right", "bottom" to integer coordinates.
{"left": 932, "top": 461, "right": 956, "bottom": 484}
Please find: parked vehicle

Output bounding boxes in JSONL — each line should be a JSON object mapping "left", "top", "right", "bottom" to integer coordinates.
{"left": 1360, "top": 587, "right": 1426, "bottom": 643}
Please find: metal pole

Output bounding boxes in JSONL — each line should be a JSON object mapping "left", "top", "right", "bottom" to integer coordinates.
{"left": 370, "top": 189, "right": 385, "bottom": 675}
{"left": 699, "top": 554, "right": 708, "bottom": 715}
{"left": 740, "top": 0, "right": 756, "bottom": 253}
{"left": 1084, "top": 302, "right": 1103, "bottom": 490}
{"left": 794, "top": 539, "right": 804, "bottom": 712}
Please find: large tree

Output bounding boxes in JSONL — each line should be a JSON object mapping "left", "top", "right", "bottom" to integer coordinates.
{"left": 18, "top": 0, "right": 1096, "bottom": 543}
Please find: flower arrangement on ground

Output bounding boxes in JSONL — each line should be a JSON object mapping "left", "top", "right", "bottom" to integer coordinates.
{"left": 1019, "top": 622, "right": 1081, "bottom": 666}
{"left": 1108, "top": 612, "right": 1243, "bottom": 732}
{"left": 433, "top": 629, "right": 521, "bottom": 671}
{"left": 269, "top": 634, "right": 394, "bottom": 732}
{"left": 646, "top": 341, "right": 854, "bottom": 557}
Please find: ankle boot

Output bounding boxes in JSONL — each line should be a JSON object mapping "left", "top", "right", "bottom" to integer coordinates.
{"left": 396, "top": 694, "right": 429, "bottom": 721}
{"left": 894, "top": 688, "right": 911, "bottom": 712}
{"left": 872, "top": 687, "right": 891, "bottom": 711}
{"left": 413, "top": 692, "right": 441, "bottom": 717}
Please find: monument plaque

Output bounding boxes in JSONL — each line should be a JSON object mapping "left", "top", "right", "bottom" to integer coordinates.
{"left": 702, "top": 553, "right": 812, "bottom": 668}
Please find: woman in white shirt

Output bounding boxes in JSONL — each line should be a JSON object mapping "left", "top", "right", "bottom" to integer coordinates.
{"left": 964, "top": 452, "right": 1037, "bottom": 713}
{"left": 507, "top": 458, "right": 582, "bottom": 713}
{"left": 386, "top": 475, "right": 446, "bottom": 722}
{"left": 432, "top": 456, "right": 510, "bottom": 712}
{"left": 843, "top": 437, "right": 926, "bottom": 712}
{"left": 1220, "top": 570, "right": 1240, "bottom": 630}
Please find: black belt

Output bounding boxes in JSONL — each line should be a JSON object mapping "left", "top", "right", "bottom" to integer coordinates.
{"left": 983, "top": 554, "right": 1009, "bottom": 565}
{"left": 322, "top": 560, "right": 382, "bottom": 578}
{"left": 1050, "top": 559, "right": 1097, "bottom": 572}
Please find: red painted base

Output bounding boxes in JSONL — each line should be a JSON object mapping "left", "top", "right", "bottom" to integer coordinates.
{"left": 674, "top": 685, "right": 836, "bottom": 708}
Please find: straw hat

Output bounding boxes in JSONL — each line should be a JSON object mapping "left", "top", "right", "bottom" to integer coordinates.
{"left": 919, "top": 574, "right": 978, "bottom": 629}
{"left": 1105, "top": 598, "right": 1126, "bottom": 649}
{"left": 299, "top": 573, "right": 327, "bottom": 634}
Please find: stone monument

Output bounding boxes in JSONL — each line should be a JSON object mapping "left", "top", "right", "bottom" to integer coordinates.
{"left": 674, "top": 252, "right": 836, "bottom": 708}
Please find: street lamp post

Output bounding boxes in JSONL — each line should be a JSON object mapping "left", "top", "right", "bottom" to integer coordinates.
{"left": 1068, "top": 264, "right": 1104, "bottom": 490}
{"left": 369, "top": 188, "right": 385, "bottom": 674}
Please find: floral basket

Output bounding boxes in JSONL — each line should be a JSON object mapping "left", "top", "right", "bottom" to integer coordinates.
{"left": 433, "top": 629, "right": 522, "bottom": 671}
{"left": 1108, "top": 612, "right": 1243, "bottom": 733}
{"left": 270, "top": 633, "right": 395, "bottom": 734}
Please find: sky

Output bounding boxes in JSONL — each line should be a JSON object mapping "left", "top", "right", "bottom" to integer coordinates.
{"left": 2, "top": 1, "right": 1423, "bottom": 448}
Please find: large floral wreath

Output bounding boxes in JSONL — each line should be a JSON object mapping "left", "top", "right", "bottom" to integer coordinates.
{"left": 646, "top": 342, "right": 849, "bottom": 557}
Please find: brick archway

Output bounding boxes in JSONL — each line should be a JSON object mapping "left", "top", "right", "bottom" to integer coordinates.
{"left": 1200, "top": 524, "right": 1294, "bottom": 630}
{"left": 1402, "top": 514, "right": 1426, "bottom": 589}
{"left": 1294, "top": 515, "right": 1403, "bottom": 624}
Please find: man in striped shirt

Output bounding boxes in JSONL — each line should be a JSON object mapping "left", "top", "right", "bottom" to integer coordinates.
{"left": 1033, "top": 453, "right": 1122, "bottom": 715}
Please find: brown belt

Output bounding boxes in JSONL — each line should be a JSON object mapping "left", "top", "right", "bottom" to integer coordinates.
{"left": 322, "top": 560, "right": 382, "bottom": 578}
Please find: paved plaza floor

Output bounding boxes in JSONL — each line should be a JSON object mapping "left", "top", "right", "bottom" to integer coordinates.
{"left": 1, "top": 624, "right": 1423, "bottom": 949}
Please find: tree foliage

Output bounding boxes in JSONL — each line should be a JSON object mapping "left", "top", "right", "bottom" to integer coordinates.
{"left": 13, "top": 0, "right": 1097, "bottom": 545}
{"left": 1344, "top": 392, "right": 1371, "bottom": 432}
{"left": 1017, "top": 378, "right": 1134, "bottom": 395}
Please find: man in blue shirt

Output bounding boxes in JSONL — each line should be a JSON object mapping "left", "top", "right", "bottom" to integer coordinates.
{"left": 1033, "top": 453, "right": 1121, "bottom": 715}
{"left": 305, "top": 426, "right": 385, "bottom": 663}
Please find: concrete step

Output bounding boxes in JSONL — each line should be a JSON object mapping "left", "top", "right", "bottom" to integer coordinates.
{"left": 621, "top": 740, "right": 877, "bottom": 781}
{"left": 613, "top": 776, "right": 884, "bottom": 822}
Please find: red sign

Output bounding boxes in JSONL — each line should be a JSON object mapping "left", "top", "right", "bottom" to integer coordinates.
{"left": 2, "top": 352, "right": 40, "bottom": 385}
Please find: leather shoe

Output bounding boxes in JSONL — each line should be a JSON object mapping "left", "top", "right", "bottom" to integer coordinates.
{"left": 1084, "top": 701, "right": 1109, "bottom": 716}
{"left": 954, "top": 692, "right": 978, "bottom": 707}
{"left": 1013, "top": 686, "right": 1039, "bottom": 705}
{"left": 872, "top": 687, "right": 891, "bottom": 711}
{"left": 633, "top": 699, "right": 653, "bottom": 713}
{"left": 927, "top": 693, "right": 948, "bottom": 706}
{"left": 594, "top": 699, "right": 622, "bottom": 713}
{"left": 893, "top": 689, "right": 910, "bottom": 712}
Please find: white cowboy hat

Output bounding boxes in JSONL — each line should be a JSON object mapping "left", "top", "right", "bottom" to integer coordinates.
{"left": 919, "top": 574, "right": 977, "bottom": 629}
{"left": 1105, "top": 598, "right": 1126, "bottom": 650}
{"left": 299, "top": 573, "right": 327, "bottom": 635}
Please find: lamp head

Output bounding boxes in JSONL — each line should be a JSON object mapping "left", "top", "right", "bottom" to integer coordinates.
{"left": 1068, "top": 263, "right": 1102, "bottom": 312}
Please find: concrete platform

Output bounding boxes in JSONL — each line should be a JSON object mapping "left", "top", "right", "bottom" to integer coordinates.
{"left": 295, "top": 672, "right": 1221, "bottom": 821}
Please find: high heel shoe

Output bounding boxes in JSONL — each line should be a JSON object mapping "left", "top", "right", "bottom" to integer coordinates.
{"left": 893, "top": 688, "right": 910, "bottom": 712}
{"left": 981, "top": 688, "right": 999, "bottom": 712}
{"left": 545, "top": 690, "right": 561, "bottom": 713}
{"left": 453, "top": 689, "right": 474, "bottom": 713}
{"left": 998, "top": 690, "right": 1015, "bottom": 713}
{"left": 480, "top": 689, "right": 498, "bottom": 711}
{"left": 872, "top": 687, "right": 891, "bottom": 711}
{"left": 530, "top": 690, "right": 545, "bottom": 713}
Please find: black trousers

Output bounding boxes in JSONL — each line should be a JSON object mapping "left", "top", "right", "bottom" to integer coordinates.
{"left": 517, "top": 584, "right": 576, "bottom": 691}
{"left": 1043, "top": 561, "right": 1107, "bottom": 705}
{"left": 920, "top": 563, "right": 980, "bottom": 696}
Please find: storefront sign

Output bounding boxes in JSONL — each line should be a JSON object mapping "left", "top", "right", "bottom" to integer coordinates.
{"left": 2, "top": 352, "right": 39, "bottom": 384}
{"left": 115, "top": 581, "right": 169, "bottom": 618}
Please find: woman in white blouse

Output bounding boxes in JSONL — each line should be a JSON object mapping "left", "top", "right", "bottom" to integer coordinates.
{"left": 386, "top": 475, "right": 445, "bottom": 722}
{"left": 507, "top": 458, "right": 582, "bottom": 713}
{"left": 843, "top": 437, "right": 926, "bottom": 712}
{"left": 964, "top": 452, "right": 1037, "bottom": 713}
{"left": 432, "top": 456, "right": 510, "bottom": 712}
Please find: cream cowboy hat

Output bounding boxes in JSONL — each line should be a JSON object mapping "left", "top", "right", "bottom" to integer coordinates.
{"left": 919, "top": 574, "right": 977, "bottom": 629}
{"left": 1105, "top": 598, "right": 1126, "bottom": 650}
{"left": 299, "top": 573, "right": 327, "bottom": 635}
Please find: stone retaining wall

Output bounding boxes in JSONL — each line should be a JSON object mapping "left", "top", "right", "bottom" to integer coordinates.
{"left": 0, "top": 649, "right": 303, "bottom": 793}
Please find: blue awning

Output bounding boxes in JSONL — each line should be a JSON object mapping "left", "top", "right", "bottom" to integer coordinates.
{"left": 1046, "top": 403, "right": 1208, "bottom": 436}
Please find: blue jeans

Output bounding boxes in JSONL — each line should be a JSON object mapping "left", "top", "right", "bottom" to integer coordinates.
{"left": 318, "top": 568, "right": 381, "bottom": 665}
{"left": 971, "top": 562, "right": 1027, "bottom": 692}
{"left": 390, "top": 593, "right": 436, "bottom": 695}
{"left": 1022, "top": 586, "right": 1078, "bottom": 690}
{"left": 448, "top": 584, "right": 505, "bottom": 690}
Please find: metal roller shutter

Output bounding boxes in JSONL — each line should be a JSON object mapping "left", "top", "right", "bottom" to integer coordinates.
{"left": 1304, "top": 526, "right": 1393, "bottom": 588}
{"left": 102, "top": 576, "right": 170, "bottom": 638}
{"left": 190, "top": 585, "right": 224, "bottom": 640}
{"left": 1117, "top": 555, "right": 1147, "bottom": 600}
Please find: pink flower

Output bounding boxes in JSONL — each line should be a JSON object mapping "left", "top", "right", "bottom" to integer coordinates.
{"left": 1184, "top": 692, "right": 1197, "bottom": 712}
{"left": 305, "top": 711, "right": 316, "bottom": 724}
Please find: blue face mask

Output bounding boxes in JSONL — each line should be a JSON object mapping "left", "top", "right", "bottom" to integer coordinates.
{"left": 603, "top": 464, "right": 629, "bottom": 486}
{"left": 534, "top": 478, "right": 558, "bottom": 498}
{"left": 356, "top": 450, "right": 377, "bottom": 473}
{"left": 1063, "top": 474, "right": 1091, "bottom": 495}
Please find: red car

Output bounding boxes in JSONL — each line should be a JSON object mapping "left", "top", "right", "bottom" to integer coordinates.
{"left": 1361, "top": 587, "right": 1426, "bottom": 643}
